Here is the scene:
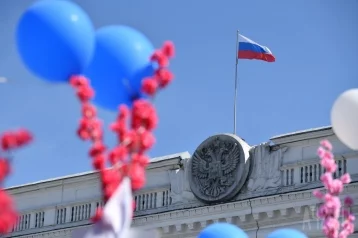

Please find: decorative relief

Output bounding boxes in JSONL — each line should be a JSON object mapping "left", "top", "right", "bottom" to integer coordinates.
{"left": 168, "top": 163, "right": 195, "bottom": 204}
{"left": 247, "top": 143, "right": 288, "bottom": 192}
{"left": 188, "top": 134, "right": 251, "bottom": 203}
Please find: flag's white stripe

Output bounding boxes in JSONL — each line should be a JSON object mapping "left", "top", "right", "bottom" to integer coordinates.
{"left": 238, "top": 34, "right": 273, "bottom": 54}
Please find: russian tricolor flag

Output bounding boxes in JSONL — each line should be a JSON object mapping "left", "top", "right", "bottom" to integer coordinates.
{"left": 238, "top": 34, "right": 275, "bottom": 62}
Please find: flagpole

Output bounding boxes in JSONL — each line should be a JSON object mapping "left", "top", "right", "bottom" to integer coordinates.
{"left": 233, "top": 30, "right": 239, "bottom": 135}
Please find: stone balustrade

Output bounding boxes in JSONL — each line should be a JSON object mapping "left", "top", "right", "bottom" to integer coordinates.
{"left": 4, "top": 185, "right": 173, "bottom": 237}
{"left": 134, "top": 187, "right": 172, "bottom": 212}
{"left": 281, "top": 157, "right": 348, "bottom": 187}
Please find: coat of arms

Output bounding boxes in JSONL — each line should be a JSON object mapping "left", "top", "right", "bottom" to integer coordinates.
{"left": 189, "top": 134, "right": 251, "bottom": 203}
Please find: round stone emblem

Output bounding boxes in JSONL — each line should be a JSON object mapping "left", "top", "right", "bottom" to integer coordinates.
{"left": 188, "top": 134, "right": 251, "bottom": 203}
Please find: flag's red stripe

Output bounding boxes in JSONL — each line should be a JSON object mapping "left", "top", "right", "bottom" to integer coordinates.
{"left": 238, "top": 50, "right": 275, "bottom": 62}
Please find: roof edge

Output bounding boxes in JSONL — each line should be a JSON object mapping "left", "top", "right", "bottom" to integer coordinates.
{"left": 270, "top": 126, "right": 333, "bottom": 145}
{"left": 6, "top": 151, "right": 191, "bottom": 192}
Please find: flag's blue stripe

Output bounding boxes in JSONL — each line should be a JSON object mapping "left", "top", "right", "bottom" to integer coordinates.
{"left": 238, "top": 42, "right": 268, "bottom": 54}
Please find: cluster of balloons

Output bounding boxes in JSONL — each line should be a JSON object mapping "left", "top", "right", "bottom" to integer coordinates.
{"left": 16, "top": 0, "right": 156, "bottom": 110}
{"left": 198, "top": 223, "right": 308, "bottom": 238}
{"left": 331, "top": 88, "right": 358, "bottom": 151}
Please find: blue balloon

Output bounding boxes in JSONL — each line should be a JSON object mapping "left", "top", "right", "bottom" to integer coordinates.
{"left": 198, "top": 223, "right": 248, "bottom": 238}
{"left": 267, "top": 229, "right": 308, "bottom": 238}
{"left": 16, "top": 0, "right": 95, "bottom": 82}
{"left": 85, "top": 25, "right": 155, "bottom": 110}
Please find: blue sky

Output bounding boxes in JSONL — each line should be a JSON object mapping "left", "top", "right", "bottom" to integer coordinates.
{"left": 0, "top": 0, "right": 357, "bottom": 187}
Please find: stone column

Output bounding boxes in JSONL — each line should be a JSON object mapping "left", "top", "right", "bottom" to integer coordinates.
{"left": 156, "top": 191, "right": 163, "bottom": 208}
{"left": 29, "top": 212, "right": 36, "bottom": 228}
{"left": 65, "top": 206, "right": 72, "bottom": 223}
{"left": 282, "top": 170, "right": 287, "bottom": 186}
{"left": 347, "top": 156, "right": 358, "bottom": 175}
{"left": 293, "top": 166, "right": 301, "bottom": 184}
{"left": 43, "top": 208, "right": 56, "bottom": 226}
{"left": 90, "top": 202, "right": 97, "bottom": 216}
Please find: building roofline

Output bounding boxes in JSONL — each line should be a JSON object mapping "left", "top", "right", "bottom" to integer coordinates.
{"left": 270, "top": 126, "right": 333, "bottom": 145}
{"left": 6, "top": 171, "right": 96, "bottom": 191}
{"left": 6, "top": 151, "right": 190, "bottom": 192}
{"left": 6, "top": 126, "right": 337, "bottom": 192}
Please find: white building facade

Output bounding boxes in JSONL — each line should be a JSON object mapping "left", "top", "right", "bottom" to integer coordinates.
{"left": 3, "top": 127, "right": 358, "bottom": 238}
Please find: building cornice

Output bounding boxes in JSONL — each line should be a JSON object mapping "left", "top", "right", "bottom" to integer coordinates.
{"left": 270, "top": 126, "right": 333, "bottom": 145}
{"left": 147, "top": 158, "right": 181, "bottom": 170}
{"left": 5, "top": 152, "right": 190, "bottom": 194}
{"left": 7, "top": 173, "right": 100, "bottom": 195}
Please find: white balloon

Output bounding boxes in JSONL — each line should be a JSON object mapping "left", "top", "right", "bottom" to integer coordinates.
{"left": 331, "top": 88, "right": 358, "bottom": 150}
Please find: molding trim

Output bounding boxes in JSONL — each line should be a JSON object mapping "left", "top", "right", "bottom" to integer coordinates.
{"left": 270, "top": 127, "right": 334, "bottom": 145}
{"left": 132, "top": 183, "right": 358, "bottom": 229}
{"left": 6, "top": 152, "right": 190, "bottom": 194}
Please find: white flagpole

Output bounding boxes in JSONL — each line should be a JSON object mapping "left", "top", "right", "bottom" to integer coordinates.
{"left": 233, "top": 30, "right": 239, "bottom": 135}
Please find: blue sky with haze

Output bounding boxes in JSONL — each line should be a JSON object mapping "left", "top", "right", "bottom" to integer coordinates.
{"left": 0, "top": 0, "right": 357, "bottom": 186}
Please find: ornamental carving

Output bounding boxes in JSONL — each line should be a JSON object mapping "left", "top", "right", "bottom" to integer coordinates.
{"left": 247, "top": 143, "right": 288, "bottom": 192}
{"left": 188, "top": 134, "right": 251, "bottom": 203}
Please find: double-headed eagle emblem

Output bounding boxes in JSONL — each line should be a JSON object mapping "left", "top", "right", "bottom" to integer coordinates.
{"left": 192, "top": 137, "right": 240, "bottom": 198}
